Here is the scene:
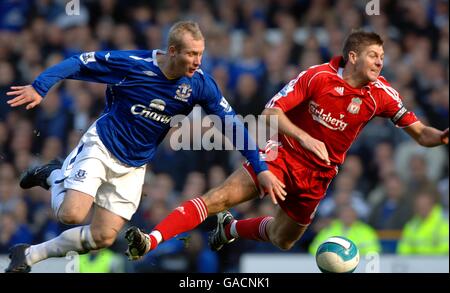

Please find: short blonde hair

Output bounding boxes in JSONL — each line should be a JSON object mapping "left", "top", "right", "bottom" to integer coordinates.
{"left": 168, "top": 21, "right": 204, "bottom": 50}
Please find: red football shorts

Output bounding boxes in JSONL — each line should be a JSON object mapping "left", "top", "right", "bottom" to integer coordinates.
{"left": 243, "top": 144, "right": 337, "bottom": 225}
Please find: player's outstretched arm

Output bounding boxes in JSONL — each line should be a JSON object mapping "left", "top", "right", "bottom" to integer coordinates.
{"left": 403, "top": 121, "right": 449, "bottom": 147}
{"left": 6, "top": 85, "right": 43, "bottom": 110}
{"left": 262, "top": 107, "right": 331, "bottom": 165}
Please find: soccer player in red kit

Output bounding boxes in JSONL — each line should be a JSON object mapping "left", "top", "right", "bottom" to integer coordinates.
{"left": 125, "top": 30, "right": 448, "bottom": 258}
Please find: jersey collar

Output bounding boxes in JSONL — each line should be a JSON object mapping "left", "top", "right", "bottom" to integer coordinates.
{"left": 152, "top": 49, "right": 166, "bottom": 67}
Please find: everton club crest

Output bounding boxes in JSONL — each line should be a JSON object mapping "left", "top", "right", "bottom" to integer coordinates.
{"left": 347, "top": 97, "right": 362, "bottom": 114}
{"left": 174, "top": 83, "right": 192, "bottom": 102}
{"left": 74, "top": 169, "right": 87, "bottom": 181}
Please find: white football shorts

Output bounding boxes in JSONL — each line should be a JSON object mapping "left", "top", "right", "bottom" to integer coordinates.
{"left": 61, "top": 123, "right": 146, "bottom": 220}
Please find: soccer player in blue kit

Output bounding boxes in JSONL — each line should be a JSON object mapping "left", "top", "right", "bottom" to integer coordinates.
{"left": 4, "top": 21, "right": 285, "bottom": 272}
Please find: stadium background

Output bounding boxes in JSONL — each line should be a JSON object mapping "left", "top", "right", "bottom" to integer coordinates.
{"left": 0, "top": 0, "right": 448, "bottom": 272}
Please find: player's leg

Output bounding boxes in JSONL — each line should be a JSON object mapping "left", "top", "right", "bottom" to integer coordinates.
{"left": 19, "top": 158, "right": 63, "bottom": 190}
{"left": 6, "top": 140, "right": 108, "bottom": 272}
{"left": 202, "top": 166, "right": 259, "bottom": 213}
{"left": 5, "top": 189, "right": 97, "bottom": 272}
{"left": 9, "top": 157, "right": 98, "bottom": 272}
{"left": 19, "top": 159, "right": 95, "bottom": 224}
{"left": 6, "top": 203, "right": 127, "bottom": 273}
{"left": 19, "top": 157, "right": 68, "bottom": 216}
{"left": 6, "top": 182, "right": 135, "bottom": 273}
{"left": 52, "top": 122, "right": 142, "bottom": 227}
{"left": 208, "top": 205, "right": 309, "bottom": 251}
{"left": 209, "top": 154, "right": 335, "bottom": 251}
{"left": 90, "top": 165, "right": 145, "bottom": 250}
{"left": 48, "top": 124, "right": 110, "bottom": 220}
{"left": 125, "top": 167, "right": 259, "bottom": 259}
{"left": 90, "top": 205, "right": 127, "bottom": 248}
{"left": 17, "top": 158, "right": 142, "bottom": 269}
{"left": 6, "top": 124, "right": 138, "bottom": 272}
{"left": 5, "top": 223, "right": 98, "bottom": 273}
{"left": 266, "top": 208, "right": 309, "bottom": 250}
{"left": 56, "top": 190, "right": 94, "bottom": 224}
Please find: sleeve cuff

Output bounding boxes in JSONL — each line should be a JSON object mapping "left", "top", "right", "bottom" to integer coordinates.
{"left": 31, "top": 81, "right": 48, "bottom": 98}
{"left": 251, "top": 160, "right": 268, "bottom": 174}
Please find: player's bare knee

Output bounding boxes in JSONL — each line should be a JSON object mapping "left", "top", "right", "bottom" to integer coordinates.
{"left": 218, "top": 184, "right": 235, "bottom": 209}
{"left": 203, "top": 186, "right": 232, "bottom": 214}
{"left": 91, "top": 228, "right": 117, "bottom": 248}
{"left": 269, "top": 227, "right": 302, "bottom": 251}
{"left": 272, "top": 238, "right": 296, "bottom": 251}
{"left": 57, "top": 206, "right": 85, "bottom": 224}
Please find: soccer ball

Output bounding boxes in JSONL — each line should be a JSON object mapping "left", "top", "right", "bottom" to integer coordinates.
{"left": 315, "top": 236, "right": 360, "bottom": 273}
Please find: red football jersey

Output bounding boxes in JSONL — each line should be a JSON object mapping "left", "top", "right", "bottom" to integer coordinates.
{"left": 266, "top": 56, "right": 418, "bottom": 168}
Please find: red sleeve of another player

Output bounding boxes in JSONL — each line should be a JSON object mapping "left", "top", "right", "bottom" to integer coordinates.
{"left": 265, "top": 69, "right": 316, "bottom": 112}
{"left": 375, "top": 77, "right": 418, "bottom": 128}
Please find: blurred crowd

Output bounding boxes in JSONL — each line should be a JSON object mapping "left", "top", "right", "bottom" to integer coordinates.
{"left": 0, "top": 0, "right": 448, "bottom": 272}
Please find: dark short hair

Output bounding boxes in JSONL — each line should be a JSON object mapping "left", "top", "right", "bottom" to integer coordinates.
{"left": 342, "top": 30, "right": 384, "bottom": 63}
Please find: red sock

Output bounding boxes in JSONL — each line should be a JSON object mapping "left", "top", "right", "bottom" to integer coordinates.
{"left": 153, "top": 197, "right": 208, "bottom": 242}
{"left": 149, "top": 234, "right": 158, "bottom": 250}
{"left": 227, "top": 216, "right": 273, "bottom": 241}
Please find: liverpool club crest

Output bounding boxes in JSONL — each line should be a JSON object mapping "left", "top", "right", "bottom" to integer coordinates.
{"left": 347, "top": 97, "right": 362, "bottom": 114}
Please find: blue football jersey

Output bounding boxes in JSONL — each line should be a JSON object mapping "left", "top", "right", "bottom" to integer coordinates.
{"left": 32, "top": 50, "right": 267, "bottom": 173}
